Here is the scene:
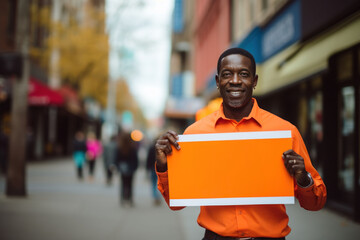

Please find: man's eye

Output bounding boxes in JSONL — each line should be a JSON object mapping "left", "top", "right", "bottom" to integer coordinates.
{"left": 222, "top": 72, "right": 231, "bottom": 77}
{"left": 240, "top": 72, "right": 249, "bottom": 77}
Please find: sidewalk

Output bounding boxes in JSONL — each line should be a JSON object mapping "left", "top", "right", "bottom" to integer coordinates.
{"left": 0, "top": 157, "right": 360, "bottom": 240}
{"left": 0, "top": 157, "right": 203, "bottom": 240}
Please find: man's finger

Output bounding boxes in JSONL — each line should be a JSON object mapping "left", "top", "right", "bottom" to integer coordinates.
{"left": 156, "top": 140, "right": 172, "bottom": 154}
{"left": 167, "top": 130, "right": 179, "bottom": 139}
{"left": 165, "top": 132, "right": 180, "bottom": 150}
{"left": 283, "top": 149, "right": 294, "bottom": 156}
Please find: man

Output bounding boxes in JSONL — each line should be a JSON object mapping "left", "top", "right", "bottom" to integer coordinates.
{"left": 102, "top": 135, "right": 118, "bottom": 185}
{"left": 155, "top": 48, "right": 327, "bottom": 240}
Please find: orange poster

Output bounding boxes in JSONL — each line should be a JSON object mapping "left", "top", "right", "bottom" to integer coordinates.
{"left": 167, "top": 131, "right": 294, "bottom": 207}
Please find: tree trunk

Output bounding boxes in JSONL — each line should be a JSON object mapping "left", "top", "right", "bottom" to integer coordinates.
{"left": 6, "top": 0, "right": 30, "bottom": 196}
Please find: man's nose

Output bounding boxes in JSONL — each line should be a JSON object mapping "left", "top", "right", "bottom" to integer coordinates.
{"left": 230, "top": 73, "right": 242, "bottom": 84}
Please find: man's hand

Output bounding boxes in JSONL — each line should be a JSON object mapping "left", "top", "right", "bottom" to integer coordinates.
{"left": 155, "top": 130, "right": 181, "bottom": 172}
{"left": 282, "top": 149, "right": 312, "bottom": 187}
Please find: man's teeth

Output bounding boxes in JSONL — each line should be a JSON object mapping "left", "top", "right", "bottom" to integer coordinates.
{"left": 230, "top": 91, "right": 241, "bottom": 97}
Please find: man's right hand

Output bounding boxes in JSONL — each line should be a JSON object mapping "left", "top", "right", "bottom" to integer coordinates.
{"left": 155, "top": 130, "right": 180, "bottom": 172}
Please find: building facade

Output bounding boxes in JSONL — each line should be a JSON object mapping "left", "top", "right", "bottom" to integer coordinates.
{"left": 166, "top": 0, "right": 200, "bottom": 131}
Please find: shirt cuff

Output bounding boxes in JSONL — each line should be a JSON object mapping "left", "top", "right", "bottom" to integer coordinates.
{"left": 155, "top": 165, "right": 169, "bottom": 182}
{"left": 156, "top": 170, "right": 168, "bottom": 179}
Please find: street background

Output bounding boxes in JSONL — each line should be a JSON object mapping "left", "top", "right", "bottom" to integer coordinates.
{"left": 1, "top": 1, "right": 360, "bottom": 239}
{"left": 1, "top": 157, "right": 360, "bottom": 240}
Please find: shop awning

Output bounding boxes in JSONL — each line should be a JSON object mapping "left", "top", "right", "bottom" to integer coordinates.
{"left": 28, "top": 78, "right": 64, "bottom": 106}
{"left": 256, "top": 16, "right": 360, "bottom": 96}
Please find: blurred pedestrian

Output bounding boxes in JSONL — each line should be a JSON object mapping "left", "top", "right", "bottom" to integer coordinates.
{"left": 72, "top": 131, "right": 87, "bottom": 180}
{"left": 86, "top": 131, "right": 102, "bottom": 181}
{"left": 146, "top": 139, "right": 161, "bottom": 206}
{"left": 102, "top": 134, "right": 118, "bottom": 185}
{"left": 117, "top": 132, "right": 138, "bottom": 207}
{"left": 0, "top": 130, "right": 9, "bottom": 175}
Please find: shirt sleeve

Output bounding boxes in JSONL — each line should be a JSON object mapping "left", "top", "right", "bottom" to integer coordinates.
{"left": 292, "top": 127, "right": 327, "bottom": 211}
{"left": 156, "top": 165, "right": 185, "bottom": 211}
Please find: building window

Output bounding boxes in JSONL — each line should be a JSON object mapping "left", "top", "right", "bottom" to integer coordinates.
{"left": 262, "top": 0, "right": 268, "bottom": 12}
{"left": 338, "top": 86, "right": 355, "bottom": 193}
{"left": 249, "top": 0, "right": 256, "bottom": 22}
{"left": 309, "top": 90, "right": 323, "bottom": 176}
{"left": 303, "top": 76, "right": 324, "bottom": 177}
{"left": 358, "top": 46, "right": 360, "bottom": 77}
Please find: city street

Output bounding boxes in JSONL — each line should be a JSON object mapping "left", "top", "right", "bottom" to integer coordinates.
{"left": 1, "top": 157, "right": 360, "bottom": 240}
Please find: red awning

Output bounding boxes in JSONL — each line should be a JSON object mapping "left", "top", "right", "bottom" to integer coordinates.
{"left": 28, "top": 78, "right": 64, "bottom": 106}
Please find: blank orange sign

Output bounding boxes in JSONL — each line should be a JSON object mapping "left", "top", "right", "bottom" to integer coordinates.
{"left": 167, "top": 131, "right": 294, "bottom": 206}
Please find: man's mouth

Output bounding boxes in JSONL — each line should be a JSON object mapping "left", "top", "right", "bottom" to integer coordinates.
{"left": 227, "top": 89, "right": 244, "bottom": 97}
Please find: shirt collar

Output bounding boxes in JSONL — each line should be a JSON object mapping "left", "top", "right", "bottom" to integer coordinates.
{"left": 214, "top": 98, "right": 263, "bottom": 127}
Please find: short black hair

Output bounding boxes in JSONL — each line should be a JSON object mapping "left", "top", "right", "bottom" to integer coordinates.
{"left": 217, "top": 48, "right": 256, "bottom": 75}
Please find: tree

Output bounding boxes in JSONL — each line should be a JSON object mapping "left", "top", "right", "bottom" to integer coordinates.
{"left": 30, "top": 3, "right": 109, "bottom": 107}
{"left": 6, "top": 0, "right": 30, "bottom": 196}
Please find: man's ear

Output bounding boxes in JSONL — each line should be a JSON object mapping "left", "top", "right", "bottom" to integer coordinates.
{"left": 215, "top": 75, "right": 219, "bottom": 89}
{"left": 253, "top": 74, "right": 258, "bottom": 88}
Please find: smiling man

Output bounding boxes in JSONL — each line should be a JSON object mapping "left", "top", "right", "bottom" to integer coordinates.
{"left": 155, "top": 48, "right": 327, "bottom": 240}
{"left": 216, "top": 49, "right": 258, "bottom": 122}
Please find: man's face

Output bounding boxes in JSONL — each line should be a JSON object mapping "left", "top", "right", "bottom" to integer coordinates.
{"left": 216, "top": 54, "right": 258, "bottom": 110}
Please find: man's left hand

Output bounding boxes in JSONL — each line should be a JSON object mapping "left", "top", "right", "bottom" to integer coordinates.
{"left": 282, "top": 149, "right": 311, "bottom": 187}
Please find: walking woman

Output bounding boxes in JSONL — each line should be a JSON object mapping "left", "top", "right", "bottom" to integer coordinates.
{"left": 117, "top": 132, "right": 138, "bottom": 207}
{"left": 86, "top": 132, "right": 102, "bottom": 181}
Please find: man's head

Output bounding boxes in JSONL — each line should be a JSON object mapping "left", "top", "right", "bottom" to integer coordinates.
{"left": 215, "top": 48, "right": 258, "bottom": 118}
{"left": 217, "top": 48, "right": 256, "bottom": 75}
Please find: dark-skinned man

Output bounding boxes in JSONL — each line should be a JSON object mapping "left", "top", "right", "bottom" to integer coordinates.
{"left": 155, "top": 48, "right": 326, "bottom": 240}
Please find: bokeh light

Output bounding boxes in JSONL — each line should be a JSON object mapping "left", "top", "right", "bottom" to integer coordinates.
{"left": 131, "top": 129, "right": 143, "bottom": 142}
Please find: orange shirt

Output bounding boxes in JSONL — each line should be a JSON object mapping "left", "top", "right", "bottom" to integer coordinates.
{"left": 157, "top": 98, "right": 327, "bottom": 238}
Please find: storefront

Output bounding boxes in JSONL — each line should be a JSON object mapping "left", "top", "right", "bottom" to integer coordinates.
{"left": 0, "top": 76, "right": 89, "bottom": 162}
{"left": 257, "top": 11, "right": 360, "bottom": 221}
{"left": 27, "top": 78, "right": 64, "bottom": 159}
{"left": 260, "top": 41, "right": 360, "bottom": 221}
{"left": 324, "top": 43, "right": 360, "bottom": 220}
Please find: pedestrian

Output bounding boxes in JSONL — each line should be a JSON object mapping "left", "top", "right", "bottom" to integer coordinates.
{"left": 146, "top": 139, "right": 161, "bottom": 206}
{"left": 72, "top": 131, "right": 87, "bottom": 180}
{"left": 155, "top": 48, "right": 327, "bottom": 239}
{"left": 0, "top": 130, "right": 9, "bottom": 175}
{"left": 86, "top": 131, "right": 102, "bottom": 181}
{"left": 102, "top": 134, "right": 118, "bottom": 185}
{"left": 117, "top": 132, "right": 138, "bottom": 207}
